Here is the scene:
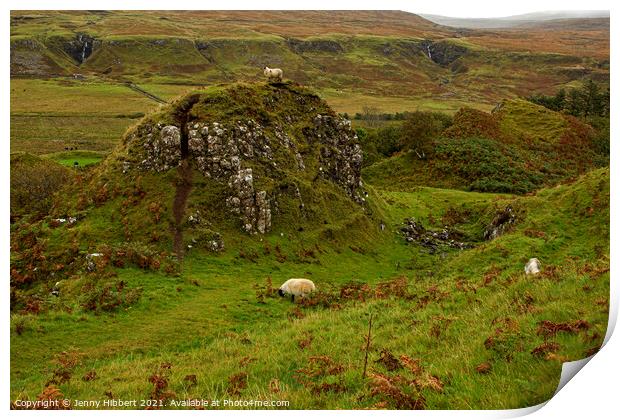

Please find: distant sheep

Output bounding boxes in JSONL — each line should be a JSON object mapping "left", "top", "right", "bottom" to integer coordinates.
{"left": 278, "top": 278, "right": 316, "bottom": 302}
{"left": 524, "top": 258, "right": 541, "bottom": 275}
{"left": 264, "top": 66, "right": 283, "bottom": 82}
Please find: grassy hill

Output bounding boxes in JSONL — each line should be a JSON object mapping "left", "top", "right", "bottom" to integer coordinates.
{"left": 10, "top": 82, "right": 375, "bottom": 300}
{"left": 9, "top": 11, "right": 610, "bottom": 410}
{"left": 363, "top": 99, "right": 607, "bottom": 193}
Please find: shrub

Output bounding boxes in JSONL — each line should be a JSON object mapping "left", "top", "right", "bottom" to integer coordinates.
{"left": 401, "top": 111, "right": 452, "bottom": 159}
{"left": 442, "top": 108, "right": 501, "bottom": 140}
{"left": 433, "top": 137, "right": 542, "bottom": 194}
{"left": 358, "top": 125, "right": 403, "bottom": 166}
{"left": 79, "top": 279, "right": 142, "bottom": 312}
{"left": 10, "top": 153, "right": 71, "bottom": 221}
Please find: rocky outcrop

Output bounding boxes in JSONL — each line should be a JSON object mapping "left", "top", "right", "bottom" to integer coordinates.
{"left": 400, "top": 218, "right": 471, "bottom": 253}
{"left": 62, "top": 33, "right": 98, "bottom": 64}
{"left": 125, "top": 84, "right": 364, "bottom": 236}
{"left": 139, "top": 125, "right": 182, "bottom": 172}
{"left": 287, "top": 38, "right": 344, "bottom": 54}
{"left": 312, "top": 115, "right": 364, "bottom": 203}
{"left": 187, "top": 119, "right": 273, "bottom": 180}
{"left": 227, "top": 168, "right": 272, "bottom": 234}
{"left": 484, "top": 206, "right": 516, "bottom": 240}
{"left": 137, "top": 118, "right": 278, "bottom": 234}
{"left": 421, "top": 40, "right": 468, "bottom": 67}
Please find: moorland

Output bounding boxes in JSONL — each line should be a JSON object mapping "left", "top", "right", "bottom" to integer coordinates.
{"left": 10, "top": 10, "right": 610, "bottom": 409}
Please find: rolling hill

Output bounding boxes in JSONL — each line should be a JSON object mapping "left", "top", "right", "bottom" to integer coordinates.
{"left": 363, "top": 98, "right": 607, "bottom": 193}
{"left": 420, "top": 10, "right": 609, "bottom": 29}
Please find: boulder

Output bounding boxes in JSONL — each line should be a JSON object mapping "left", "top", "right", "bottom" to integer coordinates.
{"left": 524, "top": 258, "right": 541, "bottom": 275}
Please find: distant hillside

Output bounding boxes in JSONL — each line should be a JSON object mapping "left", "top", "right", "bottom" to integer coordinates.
{"left": 420, "top": 10, "right": 609, "bottom": 29}
{"left": 10, "top": 10, "right": 610, "bottom": 84}
{"left": 9, "top": 10, "right": 610, "bottom": 159}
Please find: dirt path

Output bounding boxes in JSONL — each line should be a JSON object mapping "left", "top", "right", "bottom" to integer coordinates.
{"left": 124, "top": 82, "right": 168, "bottom": 105}
{"left": 171, "top": 159, "right": 193, "bottom": 257}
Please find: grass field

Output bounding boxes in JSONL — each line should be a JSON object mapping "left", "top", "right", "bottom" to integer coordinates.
{"left": 10, "top": 168, "right": 609, "bottom": 409}
{"left": 9, "top": 78, "right": 491, "bottom": 157}
{"left": 43, "top": 150, "right": 107, "bottom": 167}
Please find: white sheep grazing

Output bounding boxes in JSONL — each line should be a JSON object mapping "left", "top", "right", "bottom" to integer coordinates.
{"left": 278, "top": 278, "right": 316, "bottom": 302}
{"left": 524, "top": 258, "right": 541, "bottom": 275}
{"left": 264, "top": 66, "right": 283, "bottom": 82}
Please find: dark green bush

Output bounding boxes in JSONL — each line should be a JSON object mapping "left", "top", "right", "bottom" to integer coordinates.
{"left": 357, "top": 125, "right": 403, "bottom": 167}
{"left": 401, "top": 111, "right": 453, "bottom": 159}
{"left": 434, "top": 138, "right": 543, "bottom": 194}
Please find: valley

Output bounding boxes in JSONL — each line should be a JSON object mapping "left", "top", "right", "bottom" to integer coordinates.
{"left": 9, "top": 10, "right": 610, "bottom": 410}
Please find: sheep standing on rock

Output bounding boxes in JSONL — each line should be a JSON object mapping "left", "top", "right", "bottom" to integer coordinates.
{"left": 264, "top": 66, "right": 283, "bottom": 82}
{"left": 278, "top": 278, "right": 316, "bottom": 302}
{"left": 525, "top": 258, "right": 541, "bottom": 275}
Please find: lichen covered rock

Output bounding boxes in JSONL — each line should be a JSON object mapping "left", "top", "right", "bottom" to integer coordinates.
{"left": 118, "top": 82, "right": 366, "bottom": 236}
{"left": 313, "top": 114, "right": 364, "bottom": 203}
{"left": 139, "top": 124, "right": 182, "bottom": 172}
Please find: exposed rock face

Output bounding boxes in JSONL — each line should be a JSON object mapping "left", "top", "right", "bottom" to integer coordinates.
{"left": 484, "top": 206, "right": 516, "bottom": 240}
{"left": 188, "top": 120, "right": 272, "bottom": 180}
{"left": 140, "top": 125, "right": 182, "bottom": 172}
{"left": 421, "top": 40, "right": 468, "bottom": 66}
{"left": 227, "top": 168, "right": 272, "bottom": 234}
{"left": 400, "top": 218, "right": 471, "bottom": 253}
{"left": 62, "top": 33, "right": 98, "bottom": 64}
{"left": 312, "top": 115, "right": 364, "bottom": 203}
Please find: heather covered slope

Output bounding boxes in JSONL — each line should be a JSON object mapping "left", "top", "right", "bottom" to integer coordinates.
{"left": 10, "top": 10, "right": 609, "bottom": 162}
{"left": 10, "top": 11, "right": 609, "bottom": 101}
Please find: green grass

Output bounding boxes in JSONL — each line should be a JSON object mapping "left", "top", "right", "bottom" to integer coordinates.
{"left": 10, "top": 167, "right": 609, "bottom": 409}
{"left": 43, "top": 150, "right": 106, "bottom": 167}
{"left": 10, "top": 78, "right": 160, "bottom": 155}
{"left": 8, "top": 12, "right": 611, "bottom": 407}
{"left": 10, "top": 79, "right": 158, "bottom": 115}
{"left": 10, "top": 114, "right": 138, "bottom": 154}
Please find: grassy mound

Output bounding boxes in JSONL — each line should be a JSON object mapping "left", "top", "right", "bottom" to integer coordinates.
{"left": 364, "top": 99, "right": 607, "bottom": 193}
{"left": 10, "top": 82, "right": 378, "bottom": 300}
